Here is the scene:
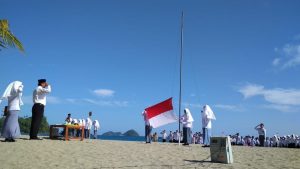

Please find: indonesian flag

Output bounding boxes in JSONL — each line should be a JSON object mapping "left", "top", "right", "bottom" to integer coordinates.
{"left": 145, "top": 98, "right": 177, "bottom": 128}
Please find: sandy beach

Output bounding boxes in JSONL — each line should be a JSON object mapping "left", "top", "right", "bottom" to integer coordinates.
{"left": 0, "top": 137, "right": 299, "bottom": 169}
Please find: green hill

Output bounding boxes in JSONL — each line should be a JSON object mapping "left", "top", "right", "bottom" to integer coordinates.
{"left": 123, "top": 129, "right": 139, "bottom": 137}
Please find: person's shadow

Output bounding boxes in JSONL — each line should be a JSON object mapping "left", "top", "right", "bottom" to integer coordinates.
{"left": 184, "top": 159, "right": 212, "bottom": 164}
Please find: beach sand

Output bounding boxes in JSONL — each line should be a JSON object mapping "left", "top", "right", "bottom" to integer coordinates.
{"left": 0, "top": 137, "right": 299, "bottom": 169}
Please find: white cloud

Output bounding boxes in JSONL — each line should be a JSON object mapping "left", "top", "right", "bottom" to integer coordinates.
{"left": 238, "top": 83, "right": 300, "bottom": 112}
{"left": 272, "top": 58, "right": 280, "bottom": 66}
{"left": 184, "top": 103, "right": 243, "bottom": 112}
{"left": 183, "top": 103, "right": 203, "bottom": 108}
{"left": 83, "top": 98, "right": 128, "bottom": 107}
{"left": 190, "top": 93, "right": 196, "bottom": 97}
{"left": 238, "top": 84, "right": 264, "bottom": 99}
{"left": 239, "top": 83, "right": 300, "bottom": 106}
{"left": 93, "top": 89, "right": 115, "bottom": 97}
{"left": 273, "top": 43, "right": 300, "bottom": 69}
{"left": 214, "top": 104, "right": 244, "bottom": 112}
{"left": 22, "top": 95, "right": 62, "bottom": 104}
{"left": 47, "top": 96, "right": 63, "bottom": 104}
{"left": 263, "top": 104, "right": 299, "bottom": 113}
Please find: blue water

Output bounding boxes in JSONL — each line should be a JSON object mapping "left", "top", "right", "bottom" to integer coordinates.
{"left": 96, "top": 135, "right": 145, "bottom": 142}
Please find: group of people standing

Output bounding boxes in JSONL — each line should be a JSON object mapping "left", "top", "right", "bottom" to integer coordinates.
{"left": 0, "top": 79, "right": 51, "bottom": 142}
{"left": 64, "top": 112, "right": 100, "bottom": 139}
{"left": 143, "top": 104, "right": 217, "bottom": 147}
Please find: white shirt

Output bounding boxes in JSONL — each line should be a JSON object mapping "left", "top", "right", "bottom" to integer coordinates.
{"left": 8, "top": 85, "right": 23, "bottom": 111}
{"left": 93, "top": 120, "right": 100, "bottom": 130}
{"left": 181, "top": 114, "right": 193, "bottom": 128}
{"left": 174, "top": 132, "right": 180, "bottom": 140}
{"left": 33, "top": 85, "right": 51, "bottom": 106}
{"left": 85, "top": 117, "right": 92, "bottom": 129}
{"left": 202, "top": 105, "right": 216, "bottom": 129}
{"left": 161, "top": 132, "right": 167, "bottom": 139}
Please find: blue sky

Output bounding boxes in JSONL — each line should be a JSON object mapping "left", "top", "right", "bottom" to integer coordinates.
{"left": 1, "top": 0, "right": 300, "bottom": 136}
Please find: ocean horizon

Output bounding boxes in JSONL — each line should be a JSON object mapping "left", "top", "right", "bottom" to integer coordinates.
{"left": 96, "top": 135, "right": 145, "bottom": 142}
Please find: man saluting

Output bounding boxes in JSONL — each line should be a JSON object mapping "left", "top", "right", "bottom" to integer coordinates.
{"left": 30, "top": 79, "right": 51, "bottom": 140}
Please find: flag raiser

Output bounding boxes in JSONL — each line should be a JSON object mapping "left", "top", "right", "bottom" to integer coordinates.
{"left": 145, "top": 98, "right": 177, "bottom": 128}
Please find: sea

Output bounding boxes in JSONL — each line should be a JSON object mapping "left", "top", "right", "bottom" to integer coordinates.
{"left": 96, "top": 135, "right": 146, "bottom": 142}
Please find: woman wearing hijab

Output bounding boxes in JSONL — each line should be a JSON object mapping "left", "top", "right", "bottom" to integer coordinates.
{"left": 93, "top": 120, "right": 100, "bottom": 139}
{"left": 202, "top": 105, "right": 216, "bottom": 147}
{"left": 142, "top": 111, "right": 152, "bottom": 143}
{"left": 0, "top": 81, "right": 24, "bottom": 142}
{"left": 180, "top": 108, "right": 194, "bottom": 145}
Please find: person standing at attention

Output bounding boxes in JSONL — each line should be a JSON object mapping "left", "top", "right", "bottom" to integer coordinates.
{"left": 65, "top": 113, "right": 72, "bottom": 124}
{"left": 202, "top": 105, "right": 216, "bottom": 147}
{"left": 0, "top": 81, "right": 24, "bottom": 142}
{"left": 93, "top": 120, "right": 100, "bottom": 139}
{"left": 255, "top": 123, "right": 266, "bottom": 147}
{"left": 30, "top": 79, "right": 51, "bottom": 140}
{"left": 85, "top": 111, "right": 93, "bottom": 139}
{"left": 180, "top": 108, "right": 194, "bottom": 146}
{"left": 161, "top": 130, "right": 167, "bottom": 142}
{"left": 142, "top": 111, "right": 152, "bottom": 143}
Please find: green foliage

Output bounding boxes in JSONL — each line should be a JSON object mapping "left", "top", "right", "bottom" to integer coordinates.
{"left": 0, "top": 116, "right": 49, "bottom": 134}
{"left": 0, "top": 19, "right": 24, "bottom": 52}
{"left": 123, "top": 129, "right": 139, "bottom": 137}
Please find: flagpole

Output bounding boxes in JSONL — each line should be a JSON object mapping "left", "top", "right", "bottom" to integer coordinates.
{"left": 178, "top": 11, "right": 184, "bottom": 145}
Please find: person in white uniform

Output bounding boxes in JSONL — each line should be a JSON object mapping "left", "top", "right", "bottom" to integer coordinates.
{"left": 160, "top": 130, "right": 167, "bottom": 142}
{"left": 201, "top": 105, "right": 216, "bottom": 147}
{"left": 30, "top": 79, "right": 51, "bottom": 140}
{"left": 180, "top": 108, "right": 194, "bottom": 145}
{"left": 0, "top": 81, "right": 23, "bottom": 142}
{"left": 254, "top": 123, "right": 266, "bottom": 147}
{"left": 93, "top": 120, "right": 100, "bottom": 139}
{"left": 142, "top": 110, "right": 152, "bottom": 143}
{"left": 85, "top": 111, "right": 92, "bottom": 139}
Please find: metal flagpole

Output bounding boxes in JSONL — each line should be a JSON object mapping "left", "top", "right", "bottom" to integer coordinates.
{"left": 178, "top": 11, "right": 184, "bottom": 145}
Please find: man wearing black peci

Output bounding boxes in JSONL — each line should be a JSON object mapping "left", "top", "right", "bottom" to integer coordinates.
{"left": 30, "top": 79, "right": 51, "bottom": 140}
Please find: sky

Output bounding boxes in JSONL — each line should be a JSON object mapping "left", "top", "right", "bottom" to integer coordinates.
{"left": 1, "top": 0, "right": 300, "bottom": 136}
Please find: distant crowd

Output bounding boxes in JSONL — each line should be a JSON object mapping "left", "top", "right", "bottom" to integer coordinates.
{"left": 62, "top": 112, "right": 100, "bottom": 139}
{"left": 228, "top": 133, "right": 300, "bottom": 148}
{"left": 154, "top": 130, "right": 300, "bottom": 149}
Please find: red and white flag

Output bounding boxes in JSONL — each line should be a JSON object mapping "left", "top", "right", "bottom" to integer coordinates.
{"left": 145, "top": 98, "right": 177, "bottom": 128}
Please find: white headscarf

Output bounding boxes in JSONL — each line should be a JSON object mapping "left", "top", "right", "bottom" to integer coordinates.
{"left": 93, "top": 120, "right": 100, "bottom": 128}
{"left": 184, "top": 108, "right": 194, "bottom": 122}
{"left": 0, "top": 81, "right": 23, "bottom": 105}
{"left": 203, "top": 105, "right": 216, "bottom": 120}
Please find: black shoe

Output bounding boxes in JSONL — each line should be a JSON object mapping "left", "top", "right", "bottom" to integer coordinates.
{"left": 30, "top": 137, "right": 43, "bottom": 140}
{"left": 4, "top": 138, "right": 11, "bottom": 142}
{"left": 183, "top": 143, "right": 189, "bottom": 146}
{"left": 4, "top": 138, "right": 15, "bottom": 142}
{"left": 202, "top": 145, "right": 210, "bottom": 148}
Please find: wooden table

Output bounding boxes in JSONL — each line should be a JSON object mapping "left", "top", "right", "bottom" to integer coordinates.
{"left": 49, "top": 124, "right": 85, "bottom": 141}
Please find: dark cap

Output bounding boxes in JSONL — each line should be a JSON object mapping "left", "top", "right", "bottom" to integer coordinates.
{"left": 38, "top": 79, "right": 47, "bottom": 83}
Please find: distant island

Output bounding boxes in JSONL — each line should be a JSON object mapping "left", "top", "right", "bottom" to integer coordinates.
{"left": 102, "top": 129, "right": 139, "bottom": 137}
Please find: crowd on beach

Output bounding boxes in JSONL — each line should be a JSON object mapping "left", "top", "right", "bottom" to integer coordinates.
{"left": 228, "top": 133, "right": 300, "bottom": 148}
{"left": 0, "top": 80, "right": 298, "bottom": 149}
{"left": 62, "top": 112, "right": 100, "bottom": 139}
{"left": 154, "top": 130, "right": 300, "bottom": 149}
{"left": 143, "top": 106, "right": 216, "bottom": 147}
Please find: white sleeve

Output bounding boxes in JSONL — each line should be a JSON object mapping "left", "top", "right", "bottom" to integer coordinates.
{"left": 37, "top": 85, "right": 51, "bottom": 94}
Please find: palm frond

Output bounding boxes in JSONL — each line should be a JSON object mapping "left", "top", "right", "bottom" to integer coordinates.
{"left": 0, "top": 19, "right": 24, "bottom": 52}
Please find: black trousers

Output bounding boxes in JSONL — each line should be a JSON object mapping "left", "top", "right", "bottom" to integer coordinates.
{"left": 30, "top": 103, "right": 44, "bottom": 138}
{"left": 259, "top": 135, "right": 265, "bottom": 147}
{"left": 84, "top": 129, "right": 90, "bottom": 138}
{"left": 145, "top": 125, "right": 152, "bottom": 143}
